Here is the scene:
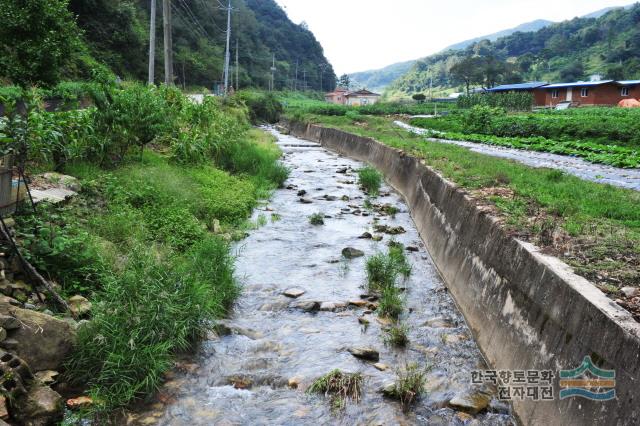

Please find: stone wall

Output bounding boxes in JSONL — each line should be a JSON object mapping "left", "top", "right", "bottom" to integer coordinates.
{"left": 287, "top": 121, "right": 640, "bottom": 426}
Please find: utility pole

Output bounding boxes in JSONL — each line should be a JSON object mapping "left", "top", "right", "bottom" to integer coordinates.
{"left": 294, "top": 59, "right": 299, "bottom": 91}
{"left": 235, "top": 39, "right": 239, "bottom": 90}
{"left": 318, "top": 63, "right": 329, "bottom": 93}
{"left": 148, "top": 0, "right": 156, "bottom": 85}
{"left": 223, "top": 0, "right": 232, "bottom": 94}
{"left": 270, "top": 54, "right": 276, "bottom": 92}
{"left": 162, "top": 0, "right": 173, "bottom": 85}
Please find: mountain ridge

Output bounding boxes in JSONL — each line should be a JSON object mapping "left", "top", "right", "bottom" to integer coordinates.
{"left": 348, "top": 3, "right": 635, "bottom": 92}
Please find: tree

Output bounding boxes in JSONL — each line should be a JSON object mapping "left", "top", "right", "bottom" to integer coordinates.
{"left": 338, "top": 74, "right": 351, "bottom": 89}
{"left": 450, "top": 56, "right": 484, "bottom": 95}
{"left": 0, "top": 0, "right": 83, "bottom": 86}
{"left": 559, "top": 61, "right": 584, "bottom": 82}
{"left": 412, "top": 93, "right": 426, "bottom": 103}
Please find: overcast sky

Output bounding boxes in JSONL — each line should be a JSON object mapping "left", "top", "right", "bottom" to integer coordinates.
{"left": 275, "top": 0, "right": 638, "bottom": 74}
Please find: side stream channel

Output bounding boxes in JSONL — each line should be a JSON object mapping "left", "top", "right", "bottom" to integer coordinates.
{"left": 140, "top": 128, "right": 516, "bottom": 425}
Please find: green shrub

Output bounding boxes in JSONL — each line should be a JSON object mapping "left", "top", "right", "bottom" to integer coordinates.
{"left": 457, "top": 92, "right": 533, "bottom": 111}
{"left": 357, "top": 166, "right": 383, "bottom": 196}
{"left": 464, "top": 105, "right": 505, "bottom": 134}
{"left": 236, "top": 90, "right": 283, "bottom": 124}
{"left": 66, "top": 238, "right": 238, "bottom": 410}
{"left": 15, "top": 204, "right": 107, "bottom": 297}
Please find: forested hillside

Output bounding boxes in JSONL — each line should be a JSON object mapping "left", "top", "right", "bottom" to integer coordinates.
{"left": 387, "top": 3, "right": 640, "bottom": 97}
{"left": 0, "top": 0, "right": 335, "bottom": 90}
{"left": 348, "top": 60, "right": 416, "bottom": 93}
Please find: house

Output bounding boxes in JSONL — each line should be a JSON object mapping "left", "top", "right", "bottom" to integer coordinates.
{"left": 487, "top": 82, "right": 548, "bottom": 106}
{"left": 324, "top": 87, "right": 349, "bottom": 105}
{"left": 325, "top": 88, "right": 381, "bottom": 106}
{"left": 485, "top": 79, "right": 640, "bottom": 107}
{"left": 344, "top": 89, "right": 381, "bottom": 106}
{"left": 534, "top": 80, "right": 626, "bottom": 107}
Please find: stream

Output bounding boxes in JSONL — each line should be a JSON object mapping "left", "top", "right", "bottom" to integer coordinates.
{"left": 133, "top": 128, "right": 516, "bottom": 425}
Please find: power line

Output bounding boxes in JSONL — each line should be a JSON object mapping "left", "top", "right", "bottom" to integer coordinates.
{"left": 171, "top": 3, "right": 210, "bottom": 41}
{"left": 176, "top": 0, "right": 214, "bottom": 40}
{"left": 194, "top": 0, "right": 227, "bottom": 33}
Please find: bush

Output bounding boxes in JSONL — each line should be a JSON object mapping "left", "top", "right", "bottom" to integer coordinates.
{"left": 66, "top": 238, "right": 238, "bottom": 410}
{"left": 457, "top": 92, "right": 533, "bottom": 111}
{"left": 464, "top": 105, "right": 505, "bottom": 134}
{"left": 237, "top": 90, "right": 283, "bottom": 124}
{"left": 15, "top": 204, "right": 107, "bottom": 297}
{"left": 357, "top": 166, "right": 383, "bottom": 196}
{"left": 0, "top": 0, "right": 84, "bottom": 86}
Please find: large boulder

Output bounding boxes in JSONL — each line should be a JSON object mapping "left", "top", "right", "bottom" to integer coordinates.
{"left": 13, "top": 384, "right": 63, "bottom": 426}
{"left": 0, "top": 303, "right": 76, "bottom": 371}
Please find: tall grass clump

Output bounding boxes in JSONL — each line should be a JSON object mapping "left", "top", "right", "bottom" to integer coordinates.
{"left": 384, "top": 323, "right": 409, "bottom": 347}
{"left": 383, "top": 363, "right": 428, "bottom": 410}
{"left": 366, "top": 246, "right": 411, "bottom": 292}
{"left": 357, "top": 166, "right": 383, "bottom": 196}
{"left": 307, "top": 370, "right": 363, "bottom": 411}
{"left": 66, "top": 238, "right": 238, "bottom": 411}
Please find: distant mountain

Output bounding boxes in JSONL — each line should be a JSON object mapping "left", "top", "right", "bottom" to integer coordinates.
{"left": 386, "top": 3, "right": 640, "bottom": 97}
{"left": 348, "top": 60, "right": 416, "bottom": 92}
{"left": 444, "top": 19, "right": 553, "bottom": 51}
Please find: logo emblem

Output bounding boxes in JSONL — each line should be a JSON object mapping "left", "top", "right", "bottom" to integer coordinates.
{"left": 559, "top": 356, "right": 615, "bottom": 401}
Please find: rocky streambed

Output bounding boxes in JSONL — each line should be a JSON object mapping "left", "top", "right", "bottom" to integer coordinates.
{"left": 132, "top": 128, "right": 516, "bottom": 425}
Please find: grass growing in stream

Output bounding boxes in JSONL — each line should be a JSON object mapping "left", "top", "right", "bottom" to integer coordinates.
{"left": 291, "top": 113, "right": 640, "bottom": 303}
{"left": 366, "top": 244, "right": 412, "bottom": 320}
{"left": 383, "top": 363, "right": 428, "bottom": 410}
{"left": 307, "top": 370, "right": 364, "bottom": 411}
{"left": 308, "top": 212, "right": 325, "bottom": 225}
{"left": 384, "top": 323, "right": 410, "bottom": 347}
{"left": 357, "top": 166, "right": 383, "bottom": 196}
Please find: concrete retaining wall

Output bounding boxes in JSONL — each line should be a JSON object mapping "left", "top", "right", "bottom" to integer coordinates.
{"left": 287, "top": 121, "right": 640, "bottom": 426}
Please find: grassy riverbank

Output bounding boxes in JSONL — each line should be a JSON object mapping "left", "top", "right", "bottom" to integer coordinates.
{"left": 18, "top": 128, "right": 285, "bottom": 413}
{"left": 3, "top": 84, "right": 287, "bottom": 415}
{"left": 287, "top": 112, "right": 640, "bottom": 311}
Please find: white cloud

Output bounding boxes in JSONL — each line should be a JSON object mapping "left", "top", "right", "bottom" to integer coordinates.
{"left": 275, "top": 0, "right": 636, "bottom": 74}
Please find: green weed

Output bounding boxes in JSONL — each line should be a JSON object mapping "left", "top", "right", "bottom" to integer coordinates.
{"left": 357, "top": 167, "right": 383, "bottom": 196}
{"left": 309, "top": 212, "right": 325, "bottom": 225}
{"left": 384, "top": 363, "right": 428, "bottom": 410}
{"left": 384, "top": 323, "right": 409, "bottom": 347}
{"left": 307, "top": 370, "right": 363, "bottom": 411}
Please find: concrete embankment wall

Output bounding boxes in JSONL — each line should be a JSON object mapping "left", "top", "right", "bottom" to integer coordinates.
{"left": 287, "top": 121, "right": 640, "bottom": 426}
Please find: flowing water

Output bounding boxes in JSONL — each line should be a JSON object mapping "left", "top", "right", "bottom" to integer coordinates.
{"left": 135, "top": 128, "right": 516, "bottom": 426}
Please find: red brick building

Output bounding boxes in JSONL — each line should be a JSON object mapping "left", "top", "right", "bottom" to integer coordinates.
{"left": 534, "top": 80, "right": 640, "bottom": 107}
{"left": 487, "top": 80, "right": 640, "bottom": 107}
{"left": 324, "top": 87, "right": 348, "bottom": 104}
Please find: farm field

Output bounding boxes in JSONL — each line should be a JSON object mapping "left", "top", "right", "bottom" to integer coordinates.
{"left": 410, "top": 106, "right": 640, "bottom": 168}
